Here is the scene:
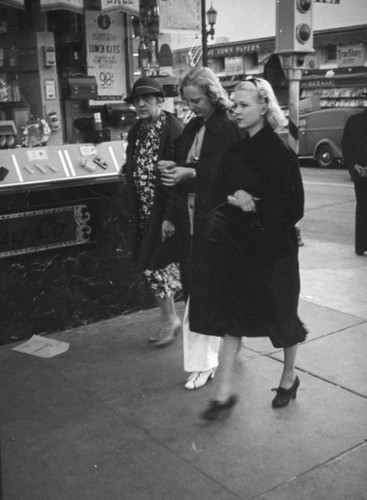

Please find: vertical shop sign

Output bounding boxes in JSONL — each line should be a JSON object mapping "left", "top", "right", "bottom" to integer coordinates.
{"left": 40, "top": 0, "right": 83, "bottom": 12}
{"left": 85, "top": 10, "right": 127, "bottom": 105}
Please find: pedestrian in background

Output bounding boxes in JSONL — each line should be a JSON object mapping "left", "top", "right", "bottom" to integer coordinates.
{"left": 199, "top": 78, "right": 307, "bottom": 420}
{"left": 158, "top": 67, "right": 241, "bottom": 389}
{"left": 124, "top": 77, "right": 183, "bottom": 346}
{"left": 342, "top": 108, "right": 367, "bottom": 256}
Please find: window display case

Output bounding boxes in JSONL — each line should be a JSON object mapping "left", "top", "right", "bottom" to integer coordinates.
{"left": 0, "top": 1, "right": 151, "bottom": 346}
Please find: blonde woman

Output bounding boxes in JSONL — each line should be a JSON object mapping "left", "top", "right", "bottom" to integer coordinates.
{"left": 158, "top": 67, "right": 241, "bottom": 389}
{"left": 199, "top": 77, "right": 307, "bottom": 420}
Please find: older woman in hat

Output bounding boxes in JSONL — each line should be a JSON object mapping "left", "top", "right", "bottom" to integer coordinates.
{"left": 124, "top": 77, "right": 183, "bottom": 346}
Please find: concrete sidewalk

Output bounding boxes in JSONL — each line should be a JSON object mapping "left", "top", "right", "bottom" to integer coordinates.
{"left": 1, "top": 238, "right": 367, "bottom": 500}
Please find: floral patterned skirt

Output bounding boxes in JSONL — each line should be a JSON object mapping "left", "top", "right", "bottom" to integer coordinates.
{"left": 143, "top": 262, "right": 181, "bottom": 299}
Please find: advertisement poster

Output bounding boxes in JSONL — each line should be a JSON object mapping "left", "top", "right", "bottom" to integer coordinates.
{"left": 337, "top": 44, "right": 364, "bottom": 68}
{"left": 85, "top": 10, "right": 127, "bottom": 105}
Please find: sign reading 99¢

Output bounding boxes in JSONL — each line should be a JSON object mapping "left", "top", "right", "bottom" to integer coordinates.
{"left": 85, "top": 10, "right": 127, "bottom": 105}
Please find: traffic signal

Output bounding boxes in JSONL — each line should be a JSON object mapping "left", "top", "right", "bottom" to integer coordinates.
{"left": 276, "top": 0, "right": 314, "bottom": 54}
{"left": 139, "top": 0, "right": 160, "bottom": 39}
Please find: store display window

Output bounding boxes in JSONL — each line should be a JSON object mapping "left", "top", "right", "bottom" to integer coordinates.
{"left": 0, "top": 1, "right": 135, "bottom": 149}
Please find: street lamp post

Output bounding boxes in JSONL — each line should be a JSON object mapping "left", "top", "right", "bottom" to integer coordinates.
{"left": 201, "top": 0, "right": 217, "bottom": 67}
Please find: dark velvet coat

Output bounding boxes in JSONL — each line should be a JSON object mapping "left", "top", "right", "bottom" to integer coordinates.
{"left": 194, "top": 124, "right": 307, "bottom": 348}
{"left": 166, "top": 108, "right": 241, "bottom": 312}
{"left": 125, "top": 111, "right": 183, "bottom": 271}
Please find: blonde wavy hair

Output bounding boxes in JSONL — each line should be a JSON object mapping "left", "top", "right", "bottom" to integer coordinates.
{"left": 179, "top": 66, "right": 232, "bottom": 111}
{"left": 235, "top": 78, "right": 288, "bottom": 132}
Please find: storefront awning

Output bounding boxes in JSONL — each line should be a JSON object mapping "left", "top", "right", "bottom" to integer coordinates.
{"left": 39, "top": 0, "right": 139, "bottom": 14}
{"left": 314, "top": 26, "right": 367, "bottom": 47}
{"left": 0, "top": 0, "right": 25, "bottom": 9}
{"left": 84, "top": 0, "right": 138, "bottom": 14}
{"left": 40, "top": 0, "right": 83, "bottom": 13}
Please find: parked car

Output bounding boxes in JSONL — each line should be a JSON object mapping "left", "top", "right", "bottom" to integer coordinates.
{"left": 279, "top": 107, "right": 363, "bottom": 168}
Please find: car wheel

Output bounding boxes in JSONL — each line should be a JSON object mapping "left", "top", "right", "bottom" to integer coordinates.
{"left": 315, "top": 144, "right": 336, "bottom": 168}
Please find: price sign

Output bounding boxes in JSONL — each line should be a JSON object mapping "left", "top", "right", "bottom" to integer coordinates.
{"left": 85, "top": 10, "right": 127, "bottom": 105}
{"left": 80, "top": 145, "right": 97, "bottom": 156}
{"left": 27, "top": 150, "right": 49, "bottom": 161}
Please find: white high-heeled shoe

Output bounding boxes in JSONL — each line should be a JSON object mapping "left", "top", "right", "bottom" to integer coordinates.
{"left": 185, "top": 368, "right": 216, "bottom": 390}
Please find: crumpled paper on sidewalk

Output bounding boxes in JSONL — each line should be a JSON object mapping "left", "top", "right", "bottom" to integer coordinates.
{"left": 12, "top": 335, "right": 70, "bottom": 358}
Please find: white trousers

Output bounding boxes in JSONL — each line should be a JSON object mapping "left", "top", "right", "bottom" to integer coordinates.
{"left": 183, "top": 298, "right": 221, "bottom": 373}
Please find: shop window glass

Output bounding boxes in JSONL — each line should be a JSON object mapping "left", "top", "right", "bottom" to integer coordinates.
{"left": 251, "top": 53, "right": 259, "bottom": 67}
{"left": 327, "top": 44, "right": 337, "bottom": 61}
{"left": 218, "top": 57, "right": 225, "bottom": 71}
{"left": 0, "top": 3, "right": 135, "bottom": 148}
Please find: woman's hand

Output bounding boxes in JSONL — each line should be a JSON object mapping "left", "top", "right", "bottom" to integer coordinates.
{"left": 227, "top": 190, "right": 259, "bottom": 212}
{"left": 160, "top": 165, "right": 196, "bottom": 186}
{"left": 162, "top": 220, "right": 175, "bottom": 242}
{"left": 157, "top": 160, "right": 177, "bottom": 173}
{"left": 354, "top": 164, "right": 367, "bottom": 177}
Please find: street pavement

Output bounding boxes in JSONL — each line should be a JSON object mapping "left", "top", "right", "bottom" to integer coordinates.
{"left": 1, "top": 234, "right": 367, "bottom": 500}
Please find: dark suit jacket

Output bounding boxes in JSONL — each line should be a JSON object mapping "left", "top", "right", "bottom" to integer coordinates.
{"left": 342, "top": 109, "right": 367, "bottom": 183}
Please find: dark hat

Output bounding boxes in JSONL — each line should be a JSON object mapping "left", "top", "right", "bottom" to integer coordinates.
{"left": 124, "top": 77, "right": 164, "bottom": 104}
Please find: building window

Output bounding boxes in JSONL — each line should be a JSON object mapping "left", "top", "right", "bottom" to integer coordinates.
{"left": 251, "top": 52, "right": 259, "bottom": 67}
{"left": 217, "top": 57, "right": 225, "bottom": 71}
{"left": 327, "top": 44, "right": 337, "bottom": 61}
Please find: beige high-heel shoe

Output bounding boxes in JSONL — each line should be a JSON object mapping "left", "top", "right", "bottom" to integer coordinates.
{"left": 154, "top": 321, "right": 181, "bottom": 347}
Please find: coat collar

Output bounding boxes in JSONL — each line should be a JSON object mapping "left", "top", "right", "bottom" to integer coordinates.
{"left": 205, "top": 108, "right": 231, "bottom": 136}
{"left": 187, "top": 108, "right": 231, "bottom": 137}
{"left": 244, "top": 122, "right": 275, "bottom": 146}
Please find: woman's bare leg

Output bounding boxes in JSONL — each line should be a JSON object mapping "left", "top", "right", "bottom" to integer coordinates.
{"left": 155, "top": 294, "right": 179, "bottom": 329}
{"left": 214, "top": 334, "right": 241, "bottom": 402}
{"left": 279, "top": 345, "right": 298, "bottom": 388}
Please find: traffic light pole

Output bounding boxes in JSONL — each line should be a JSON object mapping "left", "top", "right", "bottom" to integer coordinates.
{"left": 282, "top": 54, "right": 304, "bottom": 155}
{"left": 282, "top": 54, "right": 305, "bottom": 247}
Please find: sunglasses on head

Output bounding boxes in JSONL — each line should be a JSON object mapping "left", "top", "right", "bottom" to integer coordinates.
{"left": 244, "top": 77, "right": 260, "bottom": 88}
{"left": 244, "top": 77, "right": 269, "bottom": 103}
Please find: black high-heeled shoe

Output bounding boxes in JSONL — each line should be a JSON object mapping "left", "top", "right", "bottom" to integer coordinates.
{"left": 271, "top": 376, "right": 300, "bottom": 408}
{"left": 200, "top": 395, "right": 238, "bottom": 421}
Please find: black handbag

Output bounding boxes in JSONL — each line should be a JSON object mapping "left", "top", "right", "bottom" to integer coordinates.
{"left": 206, "top": 200, "right": 265, "bottom": 249}
{"left": 205, "top": 202, "right": 244, "bottom": 246}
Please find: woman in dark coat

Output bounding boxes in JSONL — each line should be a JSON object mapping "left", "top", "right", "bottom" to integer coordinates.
{"left": 158, "top": 67, "right": 241, "bottom": 389}
{"left": 200, "top": 78, "right": 307, "bottom": 420}
{"left": 124, "top": 77, "right": 183, "bottom": 346}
